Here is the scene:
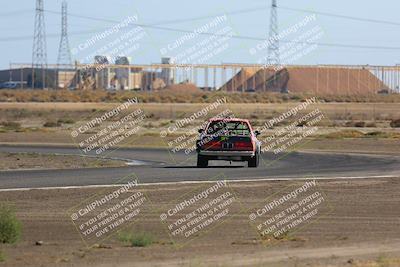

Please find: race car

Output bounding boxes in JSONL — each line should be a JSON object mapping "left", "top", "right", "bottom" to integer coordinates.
{"left": 196, "top": 118, "right": 261, "bottom": 168}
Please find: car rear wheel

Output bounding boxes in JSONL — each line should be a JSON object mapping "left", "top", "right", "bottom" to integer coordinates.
{"left": 197, "top": 154, "right": 208, "bottom": 168}
{"left": 248, "top": 152, "right": 259, "bottom": 168}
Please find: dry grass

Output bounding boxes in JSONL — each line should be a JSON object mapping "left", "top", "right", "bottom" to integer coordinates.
{"left": 0, "top": 152, "right": 126, "bottom": 170}
{"left": 351, "top": 255, "right": 400, "bottom": 267}
{"left": 1, "top": 102, "right": 399, "bottom": 124}
{"left": 0, "top": 102, "right": 399, "bottom": 151}
{"left": 1, "top": 178, "right": 400, "bottom": 267}
{"left": 321, "top": 130, "right": 400, "bottom": 139}
{"left": 1, "top": 90, "right": 400, "bottom": 103}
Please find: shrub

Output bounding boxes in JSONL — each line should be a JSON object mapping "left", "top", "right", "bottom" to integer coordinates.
{"left": 365, "top": 131, "right": 400, "bottom": 139}
{"left": 344, "top": 121, "right": 353, "bottom": 127}
{"left": 354, "top": 121, "right": 366, "bottom": 128}
{"left": 0, "top": 121, "right": 21, "bottom": 130}
{"left": 0, "top": 250, "right": 4, "bottom": 262}
{"left": 57, "top": 118, "right": 75, "bottom": 124}
{"left": 297, "top": 120, "right": 308, "bottom": 127}
{"left": 0, "top": 204, "right": 22, "bottom": 244}
{"left": 43, "top": 121, "right": 61, "bottom": 127}
{"left": 345, "top": 121, "right": 366, "bottom": 128}
{"left": 365, "top": 131, "right": 385, "bottom": 137}
{"left": 323, "top": 130, "right": 365, "bottom": 139}
{"left": 2, "top": 89, "right": 400, "bottom": 103}
{"left": 390, "top": 119, "right": 400, "bottom": 128}
{"left": 117, "top": 231, "right": 154, "bottom": 247}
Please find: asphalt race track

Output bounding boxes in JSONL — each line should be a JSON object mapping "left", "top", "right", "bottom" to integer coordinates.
{"left": 0, "top": 145, "right": 399, "bottom": 190}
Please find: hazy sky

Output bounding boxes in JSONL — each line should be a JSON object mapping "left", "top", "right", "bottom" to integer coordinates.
{"left": 1, "top": 0, "right": 400, "bottom": 69}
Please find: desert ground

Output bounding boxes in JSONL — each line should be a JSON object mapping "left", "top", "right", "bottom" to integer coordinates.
{"left": 0, "top": 98, "right": 399, "bottom": 267}
{"left": 0, "top": 177, "right": 399, "bottom": 267}
{"left": 0, "top": 102, "right": 399, "bottom": 148}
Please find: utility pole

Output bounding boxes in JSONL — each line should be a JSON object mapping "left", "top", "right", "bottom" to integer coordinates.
{"left": 32, "top": 0, "right": 48, "bottom": 89}
{"left": 267, "top": 0, "right": 280, "bottom": 66}
{"left": 57, "top": 0, "right": 72, "bottom": 68}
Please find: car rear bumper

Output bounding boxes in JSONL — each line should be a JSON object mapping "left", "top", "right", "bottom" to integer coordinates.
{"left": 199, "top": 150, "right": 255, "bottom": 157}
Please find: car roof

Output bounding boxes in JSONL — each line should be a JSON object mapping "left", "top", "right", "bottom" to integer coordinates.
{"left": 208, "top": 118, "right": 250, "bottom": 123}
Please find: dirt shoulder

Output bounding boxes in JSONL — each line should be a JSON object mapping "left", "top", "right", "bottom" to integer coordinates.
{"left": 0, "top": 152, "right": 126, "bottom": 171}
{"left": 0, "top": 177, "right": 399, "bottom": 267}
{"left": 300, "top": 138, "right": 400, "bottom": 155}
{"left": 1, "top": 101, "right": 399, "bottom": 156}
{"left": 1, "top": 135, "right": 399, "bottom": 155}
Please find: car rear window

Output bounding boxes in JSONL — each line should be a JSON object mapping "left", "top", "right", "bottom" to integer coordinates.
{"left": 206, "top": 120, "right": 251, "bottom": 136}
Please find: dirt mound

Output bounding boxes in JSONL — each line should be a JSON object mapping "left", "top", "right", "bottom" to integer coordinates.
{"left": 221, "top": 66, "right": 389, "bottom": 94}
{"left": 286, "top": 67, "right": 388, "bottom": 94}
{"left": 220, "top": 68, "right": 260, "bottom": 92}
{"left": 164, "top": 83, "right": 202, "bottom": 93}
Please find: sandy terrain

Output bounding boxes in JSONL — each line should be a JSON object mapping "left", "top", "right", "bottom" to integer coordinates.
{"left": 1, "top": 102, "right": 400, "bottom": 120}
{"left": 1, "top": 132, "right": 399, "bottom": 156}
{"left": 0, "top": 177, "right": 399, "bottom": 267}
{"left": 1, "top": 102, "right": 399, "bottom": 151}
{"left": 0, "top": 152, "right": 126, "bottom": 171}
{"left": 0, "top": 101, "right": 399, "bottom": 266}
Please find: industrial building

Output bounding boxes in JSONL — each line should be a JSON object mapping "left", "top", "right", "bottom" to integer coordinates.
{"left": 1, "top": 62, "right": 399, "bottom": 94}
{"left": 1, "top": 57, "right": 175, "bottom": 90}
{"left": 0, "top": 67, "right": 76, "bottom": 89}
{"left": 84, "top": 57, "right": 174, "bottom": 91}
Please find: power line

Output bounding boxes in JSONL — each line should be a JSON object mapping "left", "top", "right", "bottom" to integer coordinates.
{"left": 147, "top": 6, "right": 268, "bottom": 26}
{"left": 45, "top": 5, "right": 400, "bottom": 28}
{"left": 43, "top": 7, "right": 268, "bottom": 26}
{"left": 2, "top": 6, "right": 400, "bottom": 52}
{"left": 0, "top": 9, "right": 32, "bottom": 17}
{"left": 0, "top": 5, "right": 269, "bottom": 43}
{"left": 38, "top": 9, "right": 400, "bottom": 51}
{"left": 54, "top": 12, "right": 400, "bottom": 51}
{"left": 278, "top": 6, "right": 400, "bottom": 26}
{"left": 2, "top": 15, "right": 400, "bottom": 51}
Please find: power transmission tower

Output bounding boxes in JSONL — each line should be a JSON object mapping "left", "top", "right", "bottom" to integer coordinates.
{"left": 267, "top": 0, "right": 280, "bottom": 66}
{"left": 32, "top": 0, "right": 48, "bottom": 89}
{"left": 57, "top": 0, "right": 72, "bottom": 68}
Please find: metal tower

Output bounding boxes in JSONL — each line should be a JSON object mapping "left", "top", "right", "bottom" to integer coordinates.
{"left": 57, "top": 0, "right": 72, "bottom": 68}
{"left": 267, "top": 0, "right": 280, "bottom": 66}
{"left": 32, "top": 0, "right": 48, "bottom": 89}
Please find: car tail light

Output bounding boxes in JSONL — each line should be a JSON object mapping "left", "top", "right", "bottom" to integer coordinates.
{"left": 234, "top": 141, "right": 253, "bottom": 151}
{"left": 203, "top": 140, "right": 221, "bottom": 150}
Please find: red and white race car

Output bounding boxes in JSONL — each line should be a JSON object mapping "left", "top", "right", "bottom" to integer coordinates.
{"left": 196, "top": 118, "right": 261, "bottom": 168}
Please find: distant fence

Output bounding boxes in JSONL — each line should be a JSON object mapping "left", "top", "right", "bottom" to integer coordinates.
{"left": 6, "top": 63, "right": 400, "bottom": 94}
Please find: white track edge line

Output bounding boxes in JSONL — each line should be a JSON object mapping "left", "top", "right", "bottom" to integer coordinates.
{"left": 0, "top": 175, "right": 396, "bottom": 192}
